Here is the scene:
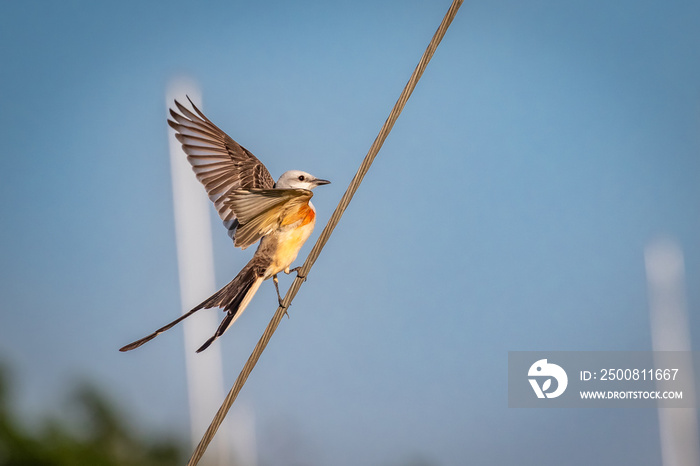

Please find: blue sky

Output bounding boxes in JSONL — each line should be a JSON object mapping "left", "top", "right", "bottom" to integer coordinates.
{"left": 1, "top": 0, "right": 699, "bottom": 464}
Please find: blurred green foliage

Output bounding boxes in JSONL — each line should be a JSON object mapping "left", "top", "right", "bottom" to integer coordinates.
{"left": 0, "top": 364, "right": 185, "bottom": 466}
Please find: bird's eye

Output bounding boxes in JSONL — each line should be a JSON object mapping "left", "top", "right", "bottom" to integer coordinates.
{"left": 298, "top": 175, "right": 305, "bottom": 181}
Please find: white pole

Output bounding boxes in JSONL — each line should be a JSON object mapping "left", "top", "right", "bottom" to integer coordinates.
{"left": 645, "top": 238, "right": 700, "bottom": 466}
{"left": 166, "top": 79, "right": 230, "bottom": 465}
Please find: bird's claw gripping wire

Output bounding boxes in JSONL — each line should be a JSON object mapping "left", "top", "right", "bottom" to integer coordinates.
{"left": 286, "top": 266, "right": 307, "bottom": 281}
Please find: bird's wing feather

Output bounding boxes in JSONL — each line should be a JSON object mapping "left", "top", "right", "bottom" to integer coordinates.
{"left": 227, "top": 188, "right": 313, "bottom": 249}
{"left": 167, "top": 98, "right": 275, "bottom": 243}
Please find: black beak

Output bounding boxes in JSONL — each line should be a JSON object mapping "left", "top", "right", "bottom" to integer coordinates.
{"left": 313, "top": 178, "right": 331, "bottom": 186}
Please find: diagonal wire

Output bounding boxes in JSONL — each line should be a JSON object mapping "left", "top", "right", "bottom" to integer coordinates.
{"left": 187, "top": 1, "right": 464, "bottom": 464}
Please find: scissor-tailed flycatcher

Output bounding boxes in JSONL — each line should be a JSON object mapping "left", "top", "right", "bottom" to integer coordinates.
{"left": 120, "top": 98, "right": 329, "bottom": 353}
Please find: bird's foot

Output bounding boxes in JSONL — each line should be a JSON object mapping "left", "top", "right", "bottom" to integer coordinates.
{"left": 286, "top": 266, "right": 306, "bottom": 281}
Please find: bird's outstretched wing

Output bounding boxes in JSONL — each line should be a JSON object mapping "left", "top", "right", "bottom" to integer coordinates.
{"left": 167, "top": 97, "right": 275, "bottom": 243}
{"left": 227, "top": 188, "right": 314, "bottom": 249}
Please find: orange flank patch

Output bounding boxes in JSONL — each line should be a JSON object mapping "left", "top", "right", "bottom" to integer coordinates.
{"left": 281, "top": 202, "right": 315, "bottom": 227}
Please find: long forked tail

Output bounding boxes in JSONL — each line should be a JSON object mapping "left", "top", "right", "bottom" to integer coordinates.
{"left": 194, "top": 269, "right": 263, "bottom": 353}
{"left": 119, "top": 262, "right": 264, "bottom": 352}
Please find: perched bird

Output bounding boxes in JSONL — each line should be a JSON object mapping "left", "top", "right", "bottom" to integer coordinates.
{"left": 120, "top": 98, "right": 329, "bottom": 353}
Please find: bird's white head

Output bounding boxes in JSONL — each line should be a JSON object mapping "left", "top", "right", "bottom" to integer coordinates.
{"left": 275, "top": 170, "right": 330, "bottom": 190}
